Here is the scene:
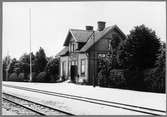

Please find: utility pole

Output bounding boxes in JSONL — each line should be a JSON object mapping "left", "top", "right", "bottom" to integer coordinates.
{"left": 29, "top": 8, "right": 32, "bottom": 82}
{"left": 6, "top": 50, "right": 10, "bottom": 81}
{"left": 93, "top": 31, "right": 96, "bottom": 87}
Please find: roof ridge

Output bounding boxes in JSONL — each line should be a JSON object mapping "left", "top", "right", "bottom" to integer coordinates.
{"left": 70, "top": 28, "right": 94, "bottom": 32}
{"left": 70, "top": 25, "right": 114, "bottom": 31}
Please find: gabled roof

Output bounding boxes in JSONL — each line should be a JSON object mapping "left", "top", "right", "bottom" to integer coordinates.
{"left": 63, "top": 29, "right": 93, "bottom": 46}
{"left": 55, "top": 47, "right": 69, "bottom": 57}
{"left": 80, "top": 25, "right": 126, "bottom": 52}
{"left": 57, "top": 24, "right": 126, "bottom": 57}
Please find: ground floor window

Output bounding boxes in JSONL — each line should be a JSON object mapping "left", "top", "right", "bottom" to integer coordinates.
{"left": 81, "top": 59, "right": 86, "bottom": 76}
{"left": 62, "top": 61, "right": 66, "bottom": 76}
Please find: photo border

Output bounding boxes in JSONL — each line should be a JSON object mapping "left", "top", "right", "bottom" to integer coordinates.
{"left": 0, "top": 0, "right": 166, "bottom": 117}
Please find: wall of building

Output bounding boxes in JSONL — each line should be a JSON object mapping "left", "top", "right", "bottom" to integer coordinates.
{"left": 88, "top": 29, "right": 124, "bottom": 85}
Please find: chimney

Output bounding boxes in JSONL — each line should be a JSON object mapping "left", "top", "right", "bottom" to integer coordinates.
{"left": 97, "top": 21, "right": 106, "bottom": 31}
{"left": 86, "top": 26, "right": 93, "bottom": 31}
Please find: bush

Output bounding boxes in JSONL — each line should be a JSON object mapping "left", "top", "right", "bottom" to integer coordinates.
{"left": 18, "top": 73, "right": 25, "bottom": 81}
{"left": 144, "top": 68, "right": 165, "bottom": 93}
{"left": 8, "top": 72, "right": 23, "bottom": 82}
{"left": 108, "top": 70, "right": 127, "bottom": 88}
{"left": 124, "top": 69, "right": 145, "bottom": 91}
{"left": 48, "top": 74, "right": 59, "bottom": 83}
{"left": 8, "top": 73, "right": 17, "bottom": 81}
{"left": 97, "top": 69, "right": 127, "bottom": 88}
{"left": 35, "top": 72, "right": 48, "bottom": 82}
{"left": 97, "top": 70, "right": 108, "bottom": 87}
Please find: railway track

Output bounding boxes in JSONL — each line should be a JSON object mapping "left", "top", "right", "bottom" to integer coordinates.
{"left": 3, "top": 84, "right": 166, "bottom": 115}
{"left": 2, "top": 92, "right": 75, "bottom": 116}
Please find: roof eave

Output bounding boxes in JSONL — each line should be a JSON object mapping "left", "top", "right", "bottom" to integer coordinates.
{"left": 63, "top": 29, "right": 71, "bottom": 46}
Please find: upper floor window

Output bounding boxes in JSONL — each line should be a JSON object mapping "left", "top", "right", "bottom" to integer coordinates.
{"left": 108, "top": 40, "right": 112, "bottom": 50}
{"left": 70, "top": 43, "right": 76, "bottom": 52}
{"left": 97, "top": 53, "right": 106, "bottom": 58}
{"left": 111, "top": 34, "right": 121, "bottom": 49}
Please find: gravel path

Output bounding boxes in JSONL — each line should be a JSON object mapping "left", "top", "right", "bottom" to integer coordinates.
{"left": 2, "top": 99, "right": 39, "bottom": 115}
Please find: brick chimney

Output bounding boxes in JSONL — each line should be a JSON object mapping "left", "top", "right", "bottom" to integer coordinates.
{"left": 97, "top": 21, "right": 106, "bottom": 31}
{"left": 86, "top": 26, "right": 93, "bottom": 31}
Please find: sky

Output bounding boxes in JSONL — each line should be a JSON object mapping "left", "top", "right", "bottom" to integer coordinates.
{"left": 2, "top": 1, "right": 166, "bottom": 59}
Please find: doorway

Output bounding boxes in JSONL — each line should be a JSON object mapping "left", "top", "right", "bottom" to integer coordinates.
{"left": 71, "top": 65, "right": 77, "bottom": 83}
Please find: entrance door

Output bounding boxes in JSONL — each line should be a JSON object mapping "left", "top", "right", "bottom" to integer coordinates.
{"left": 71, "top": 65, "right": 77, "bottom": 83}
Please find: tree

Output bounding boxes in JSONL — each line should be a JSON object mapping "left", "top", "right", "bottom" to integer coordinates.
{"left": 19, "top": 52, "right": 35, "bottom": 80}
{"left": 34, "top": 47, "right": 48, "bottom": 73}
{"left": 45, "top": 58, "right": 60, "bottom": 82}
{"left": 46, "top": 58, "right": 59, "bottom": 75}
{"left": 120, "top": 25, "right": 161, "bottom": 90}
{"left": 3, "top": 55, "right": 11, "bottom": 81}
{"left": 8, "top": 58, "right": 17, "bottom": 75}
{"left": 122, "top": 25, "right": 161, "bottom": 69}
{"left": 8, "top": 58, "right": 25, "bottom": 79}
{"left": 144, "top": 43, "right": 166, "bottom": 93}
{"left": 20, "top": 53, "right": 35, "bottom": 64}
{"left": 151, "top": 42, "right": 165, "bottom": 93}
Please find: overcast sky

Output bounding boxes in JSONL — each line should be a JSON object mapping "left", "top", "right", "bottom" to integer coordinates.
{"left": 3, "top": 1, "right": 166, "bottom": 59}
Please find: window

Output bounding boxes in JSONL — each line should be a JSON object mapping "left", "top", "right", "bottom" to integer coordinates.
{"left": 97, "top": 53, "right": 106, "bottom": 58}
{"left": 69, "top": 62, "right": 71, "bottom": 75}
{"left": 81, "top": 59, "right": 86, "bottom": 76}
{"left": 62, "top": 61, "right": 66, "bottom": 76}
{"left": 71, "top": 60, "right": 77, "bottom": 65}
{"left": 72, "top": 43, "right": 75, "bottom": 52}
{"left": 70, "top": 43, "right": 75, "bottom": 52}
{"left": 108, "top": 40, "right": 111, "bottom": 50}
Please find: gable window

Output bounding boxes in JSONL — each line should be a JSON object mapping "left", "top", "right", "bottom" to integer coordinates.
{"left": 70, "top": 43, "right": 75, "bottom": 52}
{"left": 72, "top": 43, "right": 74, "bottom": 52}
{"left": 81, "top": 59, "right": 86, "bottom": 76}
{"left": 111, "top": 34, "right": 121, "bottom": 49}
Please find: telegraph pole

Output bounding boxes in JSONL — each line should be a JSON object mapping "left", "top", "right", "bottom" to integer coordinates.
{"left": 29, "top": 8, "right": 32, "bottom": 82}
{"left": 6, "top": 50, "right": 10, "bottom": 81}
{"left": 93, "top": 31, "right": 96, "bottom": 87}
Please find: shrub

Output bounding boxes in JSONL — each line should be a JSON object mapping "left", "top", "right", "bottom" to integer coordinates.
{"left": 124, "top": 69, "right": 145, "bottom": 91}
{"left": 18, "top": 73, "right": 25, "bottom": 81}
{"left": 48, "top": 74, "right": 59, "bottom": 83}
{"left": 8, "top": 73, "right": 17, "bottom": 81}
{"left": 97, "top": 69, "right": 127, "bottom": 88}
{"left": 144, "top": 67, "right": 165, "bottom": 93}
{"left": 97, "top": 70, "right": 108, "bottom": 87}
{"left": 8, "top": 72, "right": 23, "bottom": 82}
{"left": 108, "top": 70, "right": 127, "bottom": 88}
{"left": 35, "top": 72, "right": 48, "bottom": 82}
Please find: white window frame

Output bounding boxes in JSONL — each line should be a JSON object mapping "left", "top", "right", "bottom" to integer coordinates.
{"left": 80, "top": 59, "right": 86, "bottom": 76}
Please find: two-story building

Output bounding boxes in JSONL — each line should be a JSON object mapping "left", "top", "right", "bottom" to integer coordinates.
{"left": 56, "top": 21, "right": 126, "bottom": 84}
